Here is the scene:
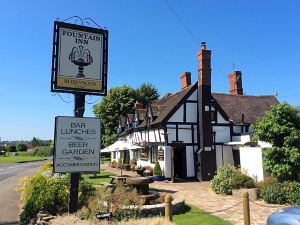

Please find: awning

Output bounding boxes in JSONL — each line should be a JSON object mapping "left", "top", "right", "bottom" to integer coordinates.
{"left": 100, "top": 141, "right": 142, "bottom": 153}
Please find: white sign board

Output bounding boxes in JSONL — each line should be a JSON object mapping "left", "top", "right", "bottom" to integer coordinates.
{"left": 51, "top": 21, "right": 108, "bottom": 96}
{"left": 54, "top": 116, "right": 101, "bottom": 173}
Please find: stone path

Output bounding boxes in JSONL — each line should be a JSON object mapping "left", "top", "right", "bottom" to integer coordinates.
{"left": 102, "top": 164, "right": 283, "bottom": 225}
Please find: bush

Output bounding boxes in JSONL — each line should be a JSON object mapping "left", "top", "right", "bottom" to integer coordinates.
{"left": 34, "top": 146, "right": 54, "bottom": 157}
{"left": 79, "top": 183, "right": 141, "bottom": 222}
{"left": 18, "top": 173, "right": 95, "bottom": 224}
{"left": 17, "top": 143, "right": 27, "bottom": 152}
{"left": 211, "top": 165, "right": 255, "bottom": 195}
{"left": 153, "top": 161, "right": 162, "bottom": 176}
{"left": 260, "top": 181, "right": 300, "bottom": 205}
{"left": 7, "top": 145, "right": 16, "bottom": 152}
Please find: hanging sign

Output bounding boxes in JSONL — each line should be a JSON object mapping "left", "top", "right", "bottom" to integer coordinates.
{"left": 54, "top": 116, "right": 101, "bottom": 173}
{"left": 51, "top": 21, "right": 108, "bottom": 96}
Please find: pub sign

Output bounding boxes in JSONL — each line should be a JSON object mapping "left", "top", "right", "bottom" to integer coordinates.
{"left": 51, "top": 21, "right": 108, "bottom": 95}
{"left": 54, "top": 116, "right": 101, "bottom": 173}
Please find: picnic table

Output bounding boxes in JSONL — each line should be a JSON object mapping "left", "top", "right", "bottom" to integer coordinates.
{"left": 104, "top": 175, "right": 131, "bottom": 192}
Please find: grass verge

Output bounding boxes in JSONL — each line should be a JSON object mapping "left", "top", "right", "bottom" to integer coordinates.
{"left": 0, "top": 156, "right": 47, "bottom": 164}
{"left": 173, "top": 205, "right": 233, "bottom": 225}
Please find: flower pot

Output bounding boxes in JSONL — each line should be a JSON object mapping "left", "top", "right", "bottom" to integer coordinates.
{"left": 152, "top": 175, "right": 165, "bottom": 181}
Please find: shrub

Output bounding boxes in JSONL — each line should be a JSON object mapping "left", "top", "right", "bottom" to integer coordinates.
{"left": 18, "top": 173, "right": 95, "bottom": 224}
{"left": 153, "top": 161, "right": 162, "bottom": 176}
{"left": 34, "top": 146, "right": 54, "bottom": 157}
{"left": 7, "top": 145, "right": 16, "bottom": 152}
{"left": 16, "top": 143, "right": 27, "bottom": 152}
{"left": 211, "top": 165, "right": 255, "bottom": 195}
{"left": 260, "top": 181, "right": 300, "bottom": 205}
{"left": 79, "top": 183, "right": 141, "bottom": 222}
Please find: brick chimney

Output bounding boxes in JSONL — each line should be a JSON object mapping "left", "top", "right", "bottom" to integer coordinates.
{"left": 228, "top": 71, "right": 243, "bottom": 95}
{"left": 134, "top": 101, "right": 143, "bottom": 109}
{"left": 197, "top": 41, "right": 216, "bottom": 181}
{"left": 198, "top": 42, "right": 211, "bottom": 87}
{"left": 180, "top": 72, "right": 191, "bottom": 90}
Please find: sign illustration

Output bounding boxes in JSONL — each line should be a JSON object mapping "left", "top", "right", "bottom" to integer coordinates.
{"left": 51, "top": 21, "right": 108, "bottom": 96}
{"left": 54, "top": 116, "right": 101, "bottom": 173}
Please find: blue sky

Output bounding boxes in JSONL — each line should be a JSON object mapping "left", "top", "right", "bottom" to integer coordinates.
{"left": 0, "top": 0, "right": 299, "bottom": 141}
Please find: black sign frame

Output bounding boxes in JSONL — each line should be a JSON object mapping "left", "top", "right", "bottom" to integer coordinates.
{"left": 51, "top": 21, "right": 108, "bottom": 96}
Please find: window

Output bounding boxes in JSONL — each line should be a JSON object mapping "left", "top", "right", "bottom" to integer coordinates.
{"left": 140, "top": 147, "right": 149, "bottom": 160}
{"left": 151, "top": 146, "right": 158, "bottom": 163}
{"left": 132, "top": 150, "right": 139, "bottom": 160}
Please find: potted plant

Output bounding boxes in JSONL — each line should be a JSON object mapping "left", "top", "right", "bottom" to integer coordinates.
{"left": 111, "top": 160, "right": 117, "bottom": 168}
{"left": 153, "top": 161, "right": 164, "bottom": 181}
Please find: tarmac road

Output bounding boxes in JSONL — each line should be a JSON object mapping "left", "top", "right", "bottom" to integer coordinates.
{"left": 0, "top": 161, "right": 45, "bottom": 225}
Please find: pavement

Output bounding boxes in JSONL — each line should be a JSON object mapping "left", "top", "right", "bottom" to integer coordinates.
{"left": 0, "top": 161, "right": 45, "bottom": 225}
{"left": 102, "top": 164, "right": 283, "bottom": 225}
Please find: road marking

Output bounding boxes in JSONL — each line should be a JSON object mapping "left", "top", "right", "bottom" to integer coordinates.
{"left": 0, "top": 175, "right": 18, "bottom": 185}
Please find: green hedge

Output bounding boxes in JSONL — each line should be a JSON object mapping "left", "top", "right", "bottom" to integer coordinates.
{"left": 211, "top": 165, "right": 255, "bottom": 195}
{"left": 32, "top": 146, "right": 54, "bottom": 157}
{"left": 260, "top": 181, "right": 300, "bottom": 205}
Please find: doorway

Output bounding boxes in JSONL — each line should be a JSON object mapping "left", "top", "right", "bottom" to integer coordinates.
{"left": 173, "top": 145, "right": 187, "bottom": 179}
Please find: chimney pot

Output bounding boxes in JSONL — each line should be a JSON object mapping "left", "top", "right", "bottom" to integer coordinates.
{"left": 201, "top": 41, "right": 206, "bottom": 50}
{"left": 180, "top": 72, "right": 192, "bottom": 90}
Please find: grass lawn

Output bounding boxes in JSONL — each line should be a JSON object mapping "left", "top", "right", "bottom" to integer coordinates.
{"left": 0, "top": 156, "right": 47, "bottom": 164}
{"left": 173, "top": 205, "right": 233, "bottom": 225}
{"left": 82, "top": 170, "right": 116, "bottom": 193}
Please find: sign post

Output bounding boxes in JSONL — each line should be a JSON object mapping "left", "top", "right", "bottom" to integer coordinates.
{"left": 51, "top": 18, "right": 108, "bottom": 213}
{"left": 70, "top": 93, "right": 85, "bottom": 213}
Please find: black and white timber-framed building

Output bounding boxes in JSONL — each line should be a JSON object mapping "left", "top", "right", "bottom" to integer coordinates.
{"left": 115, "top": 42, "right": 278, "bottom": 181}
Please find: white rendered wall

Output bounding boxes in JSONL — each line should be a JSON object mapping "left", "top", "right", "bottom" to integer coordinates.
{"left": 178, "top": 128, "right": 192, "bottom": 143}
{"left": 239, "top": 147, "right": 264, "bottom": 181}
{"left": 217, "top": 112, "right": 229, "bottom": 123}
{"left": 216, "top": 145, "right": 234, "bottom": 168}
{"left": 186, "top": 103, "right": 197, "bottom": 123}
{"left": 213, "top": 126, "right": 231, "bottom": 143}
{"left": 186, "top": 146, "right": 195, "bottom": 177}
{"left": 187, "top": 90, "right": 197, "bottom": 101}
{"left": 168, "top": 105, "right": 184, "bottom": 122}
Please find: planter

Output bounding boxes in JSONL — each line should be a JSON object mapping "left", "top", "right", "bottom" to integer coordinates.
{"left": 152, "top": 175, "right": 165, "bottom": 181}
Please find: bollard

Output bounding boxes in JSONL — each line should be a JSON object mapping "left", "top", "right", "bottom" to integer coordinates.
{"left": 165, "top": 194, "right": 173, "bottom": 222}
{"left": 243, "top": 191, "right": 250, "bottom": 225}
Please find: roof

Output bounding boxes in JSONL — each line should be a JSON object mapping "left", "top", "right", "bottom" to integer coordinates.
{"left": 138, "top": 84, "right": 196, "bottom": 128}
{"left": 212, "top": 93, "right": 278, "bottom": 124}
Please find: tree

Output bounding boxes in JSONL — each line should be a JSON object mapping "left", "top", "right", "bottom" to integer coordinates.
{"left": 16, "top": 142, "right": 28, "bottom": 152}
{"left": 31, "top": 137, "right": 40, "bottom": 148}
{"left": 93, "top": 86, "right": 137, "bottom": 147}
{"left": 252, "top": 103, "right": 300, "bottom": 181}
{"left": 136, "top": 82, "right": 160, "bottom": 107}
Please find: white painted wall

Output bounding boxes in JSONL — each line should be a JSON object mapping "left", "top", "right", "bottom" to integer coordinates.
{"left": 239, "top": 147, "right": 265, "bottom": 181}
{"left": 149, "top": 130, "right": 156, "bottom": 142}
{"left": 186, "top": 146, "right": 195, "bottom": 177}
{"left": 178, "top": 128, "right": 192, "bottom": 143}
{"left": 186, "top": 103, "right": 197, "bottom": 122}
{"left": 217, "top": 112, "right": 229, "bottom": 123}
{"left": 187, "top": 90, "right": 197, "bottom": 101}
{"left": 216, "top": 145, "right": 234, "bottom": 168}
{"left": 213, "top": 126, "right": 231, "bottom": 143}
{"left": 168, "top": 105, "right": 184, "bottom": 122}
